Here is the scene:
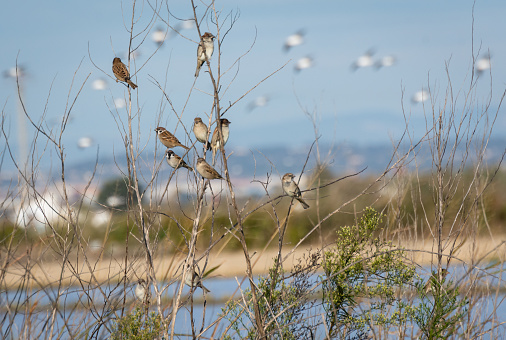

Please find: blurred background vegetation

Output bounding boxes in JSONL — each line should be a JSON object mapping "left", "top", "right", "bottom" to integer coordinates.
{"left": 2, "top": 167, "right": 504, "bottom": 256}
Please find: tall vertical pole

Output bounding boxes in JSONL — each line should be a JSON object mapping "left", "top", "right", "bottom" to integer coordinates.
{"left": 5, "top": 66, "right": 29, "bottom": 227}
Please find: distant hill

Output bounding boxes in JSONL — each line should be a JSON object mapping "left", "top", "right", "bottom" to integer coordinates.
{"left": 59, "top": 138, "right": 505, "bottom": 184}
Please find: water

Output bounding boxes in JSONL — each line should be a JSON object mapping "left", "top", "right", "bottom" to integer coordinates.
{"left": 0, "top": 276, "right": 250, "bottom": 338}
{"left": 2, "top": 267, "right": 506, "bottom": 339}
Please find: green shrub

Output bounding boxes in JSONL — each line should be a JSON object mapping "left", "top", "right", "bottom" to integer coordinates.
{"left": 110, "top": 307, "right": 162, "bottom": 340}
{"left": 414, "top": 271, "right": 468, "bottom": 339}
{"left": 222, "top": 253, "right": 320, "bottom": 339}
{"left": 322, "top": 207, "right": 417, "bottom": 338}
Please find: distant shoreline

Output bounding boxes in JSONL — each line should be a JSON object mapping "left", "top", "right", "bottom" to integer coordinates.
{"left": 3, "top": 236, "right": 504, "bottom": 289}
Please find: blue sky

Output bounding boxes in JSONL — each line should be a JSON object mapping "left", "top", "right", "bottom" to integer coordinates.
{"left": 1, "top": 0, "right": 505, "bottom": 170}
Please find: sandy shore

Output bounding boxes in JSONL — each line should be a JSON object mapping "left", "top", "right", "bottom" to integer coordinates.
{"left": 2, "top": 236, "right": 505, "bottom": 289}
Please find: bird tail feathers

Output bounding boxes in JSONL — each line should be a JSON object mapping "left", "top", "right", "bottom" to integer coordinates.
{"left": 297, "top": 198, "right": 310, "bottom": 209}
{"left": 127, "top": 80, "right": 138, "bottom": 89}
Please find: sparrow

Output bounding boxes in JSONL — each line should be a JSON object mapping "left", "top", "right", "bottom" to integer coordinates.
{"left": 155, "top": 127, "right": 190, "bottom": 150}
{"left": 211, "top": 118, "right": 231, "bottom": 163}
{"left": 193, "top": 117, "right": 211, "bottom": 150}
{"left": 184, "top": 266, "right": 210, "bottom": 293}
{"left": 282, "top": 173, "right": 310, "bottom": 209}
{"left": 135, "top": 278, "right": 147, "bottom": 301}
{"left": 195, "top": 32, "right": 215, "bottom": 77}
{"left": 196, "top": 157, "right": 223, "bottom": 180}
{"left": 165, "top": 149, "right": 193, "bottom": 171}
{"left": 423, "top": 269, "right": 449, "bottom": 293}
{"left": 112, "top": 57, "right": 138, "bottom": 89}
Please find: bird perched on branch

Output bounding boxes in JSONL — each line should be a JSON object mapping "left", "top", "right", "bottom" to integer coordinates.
{"left": 282, "top": 173, "right": 310, "bottom": 209}
{"left": 193, "top": 117, "right": 211, "bottom": 151}
{"left": 211, "top": 118, "right": 231, "bottom": 164}
{"left": 423, "top": 268, "right": 449, "bottom": 293}
{"left": 195, "top": 32, "right": 215, "bottom": 77}
{"left": 196, "top": 158, "right": 223, "bottom": 180}
{"left": 135, "top": 278, "right": 147, "bottom": 302}
{"left": 155, "top": 127, "right": 189, "bottom": 150}
{"left": 112, "top": 57, "right": 137, "bottom": 89}
{"left": 184, "top": 266, "right": 210, "bottom": 293}
{"left": 165, "top": 149, "right": 193, "bottom": 171}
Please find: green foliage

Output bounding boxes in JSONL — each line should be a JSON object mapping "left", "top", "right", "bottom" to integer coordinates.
{"left": 0, "top": 221, "right": 26, "bottom": 246}
{"left": 110, "top": 307, "right": 162, "bottom": 340}
{"left": 221, "top": 208, "right": 470, "bottom": 339}
{"left": 322, "top": 207, "right": 417, "bottom": 338}
{"left": 222, "top": 253, "right": 320, "bottom": 339}
{"left": 414, "top": 271, "right": 468, "bottom": 339}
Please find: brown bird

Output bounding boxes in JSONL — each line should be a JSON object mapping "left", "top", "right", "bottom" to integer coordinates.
{"left": 423, "top": 268, "right": 449, "bottom": 293}
{"left": 112, "top": 57, "right": 137, "bottom": 89}
{"left": 211, "top": 118, "right": 231, "bottom": 164}
{"left": 282, "top": 173, "right": 310, "bottom": 209}
{"left": 184, "top": 265, "right": 210, "bottom": 293}
{"left": 155, "top": 127, "right": 189, "bottom": 150}
{"left": 195, "top": 32, "right": 215, "bottom": 77}
{"left": 193, "top": 117, "right": 211, "bottom": 151}
{"left": 196, "top": 158, "right": 223, "bottom": 180}
{"left": 165, "top": 149, "right": 193, "bottom": 171}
